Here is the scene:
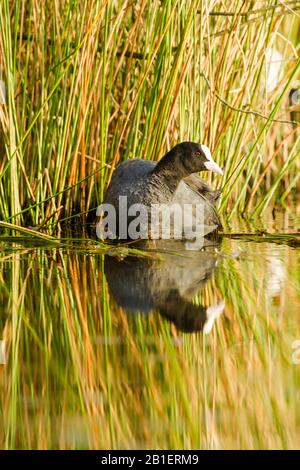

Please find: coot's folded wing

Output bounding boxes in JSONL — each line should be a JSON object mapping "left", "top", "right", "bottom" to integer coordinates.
{"left": 183, "top": 174, "right": 222, "bottom": 202}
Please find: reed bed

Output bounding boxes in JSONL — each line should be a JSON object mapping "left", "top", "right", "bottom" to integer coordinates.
{"left": 0, "top": 0, "right": 299, "bottom": 233}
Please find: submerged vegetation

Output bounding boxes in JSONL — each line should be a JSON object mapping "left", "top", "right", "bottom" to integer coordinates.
{"left": 0, "top": 0, "right": 299, "bottom": 234}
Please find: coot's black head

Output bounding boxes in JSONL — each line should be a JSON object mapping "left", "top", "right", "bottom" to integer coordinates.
{"left": 153, "top": 141, "right": 223, "bottom": 178}
{"left": 175, "top": 142, "right": 223, "bottom": 175}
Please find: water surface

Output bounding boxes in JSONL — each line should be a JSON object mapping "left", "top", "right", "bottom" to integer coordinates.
{"left": 0, "top": 210, "right": 299, "bottom": 449}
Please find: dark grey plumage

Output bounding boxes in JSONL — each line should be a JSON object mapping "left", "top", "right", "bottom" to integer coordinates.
{"left": 102, "top": 142, "right": 223, "bottom": 239}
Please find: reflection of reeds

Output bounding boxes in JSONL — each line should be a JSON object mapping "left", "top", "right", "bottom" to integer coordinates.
{"left": 0, "top": 229, "right": 299, "bottom": 449}
{"left": 0, "top": 1, "right": 299, "bottom": 231}
{"left": 0, "top": 0, "right": 299, "bottom": 450}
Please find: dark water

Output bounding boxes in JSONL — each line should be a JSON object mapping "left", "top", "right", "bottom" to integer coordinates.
{"left": 0, "top": 211, "right": 299, "bottom": 449}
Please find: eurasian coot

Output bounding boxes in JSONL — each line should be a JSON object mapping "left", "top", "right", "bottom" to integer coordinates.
{"left": 101, "top": 142, "right": 223, "bottom": 240}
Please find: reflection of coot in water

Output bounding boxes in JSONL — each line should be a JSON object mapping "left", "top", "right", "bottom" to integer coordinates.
{"left": 104, "top": 241, "right": 224, "bottom": 333}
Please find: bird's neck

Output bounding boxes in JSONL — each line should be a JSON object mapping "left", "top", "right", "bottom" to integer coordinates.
{"left": 151, "top": 149, "right": 187, "bottom": 186}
